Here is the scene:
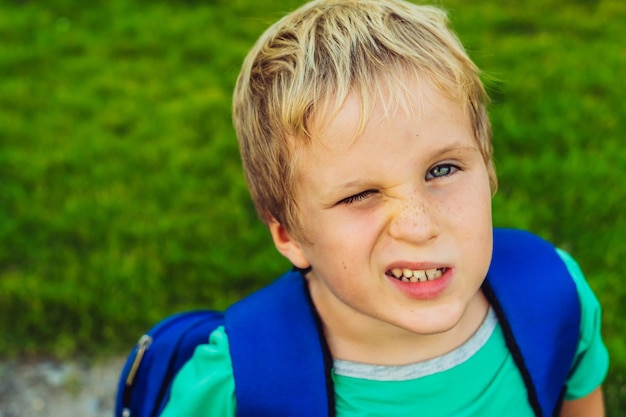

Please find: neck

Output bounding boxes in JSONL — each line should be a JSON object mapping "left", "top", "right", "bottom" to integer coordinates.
{"left": 312, "top": 287, "right": 489, "bottom": 366}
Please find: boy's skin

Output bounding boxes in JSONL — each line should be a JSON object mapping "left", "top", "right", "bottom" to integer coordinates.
{"left": 268, "top": 76, "right": 604, "bottom": 415}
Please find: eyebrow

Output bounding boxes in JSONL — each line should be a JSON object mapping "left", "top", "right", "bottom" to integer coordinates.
{"left": 432, "top": 143, "right": 480, "bottom": 157}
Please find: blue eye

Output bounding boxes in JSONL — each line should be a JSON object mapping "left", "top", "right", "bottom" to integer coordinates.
{"left": 426, "top": 164, "right": 458, "bottom": 180}
{"left": 339, "top": 190, "right": 375, "bottom": 205}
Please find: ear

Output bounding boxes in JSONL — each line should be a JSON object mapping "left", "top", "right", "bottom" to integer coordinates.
{"left": 268, "top": 217, "right": 310, "bottom": 269}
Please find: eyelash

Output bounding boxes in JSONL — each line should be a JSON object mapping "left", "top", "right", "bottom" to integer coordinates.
{"left": 339, "top": 190, "right": 376, "bottom": 205}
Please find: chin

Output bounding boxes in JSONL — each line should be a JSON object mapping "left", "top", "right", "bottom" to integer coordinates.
{"left": 400, "top": 302, "right": 470, "bottom": 336}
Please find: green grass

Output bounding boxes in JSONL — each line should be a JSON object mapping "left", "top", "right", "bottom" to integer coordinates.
{"left": 1, "top": 0, "right": 624, "bottom": 413}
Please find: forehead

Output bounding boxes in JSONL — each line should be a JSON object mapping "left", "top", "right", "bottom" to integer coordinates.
{"left": 304, "top": 77, "right": 468, "bottom": 155}
{"left": 290, "top": 78, "right": 473, "bottom": 186}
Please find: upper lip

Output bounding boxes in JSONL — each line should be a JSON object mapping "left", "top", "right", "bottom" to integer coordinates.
{"left": 385, "top": 261, "right": 449, "bottom": 272}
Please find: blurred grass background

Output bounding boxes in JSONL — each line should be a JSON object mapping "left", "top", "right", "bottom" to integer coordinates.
{"left": 0, "top": 0, "right": 624, "bottom": 413}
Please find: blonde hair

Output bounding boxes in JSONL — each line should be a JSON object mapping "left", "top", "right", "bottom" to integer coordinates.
{"left": 233, "top": 0, "right": 496, "bottom": 239}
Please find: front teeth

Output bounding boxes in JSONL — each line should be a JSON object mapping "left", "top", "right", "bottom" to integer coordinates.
{"left": 391, "top": 267, "right": 444, "bottom": 282}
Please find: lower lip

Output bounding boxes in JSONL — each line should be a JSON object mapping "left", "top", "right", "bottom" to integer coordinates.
{"left": 386, "top": 269, "right": 453, "bottom": 300}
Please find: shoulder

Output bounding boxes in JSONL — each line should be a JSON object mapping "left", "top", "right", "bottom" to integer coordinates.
{"left": 160, "top": 326, "right": 236, "bottom": 417}
{"left": 489, "top": 230, "right": 608, "bottom": 405}
{"left": 555, "top": 248, "right": 604, "bottom": 346}
{"left": 555, "top": 248, "right": 601, "bottom": 315}
{"left": 555, "top": 249, "right": 610, "bottom": 400}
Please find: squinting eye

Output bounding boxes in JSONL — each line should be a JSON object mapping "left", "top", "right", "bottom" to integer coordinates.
{"left": 339, "top": 190, "right": 376, "bottom": 205}
{"left": 426, "top": 164, "right": 457, "bottom": 180}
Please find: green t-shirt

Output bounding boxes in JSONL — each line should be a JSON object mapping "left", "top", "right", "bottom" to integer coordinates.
{"left": 161, "top": 250, "right": 609, "bottom": 417}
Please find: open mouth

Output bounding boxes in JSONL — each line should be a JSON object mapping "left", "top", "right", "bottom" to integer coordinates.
{"left": 386, "top": 267, "right": 448, "bottom": 283}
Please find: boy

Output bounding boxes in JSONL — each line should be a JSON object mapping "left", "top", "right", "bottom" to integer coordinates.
{"left": 161, "top": 0, "right": 608, "bottom": 415}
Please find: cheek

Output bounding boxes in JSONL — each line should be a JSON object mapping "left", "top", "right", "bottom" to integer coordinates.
{"left": 320, "top": 205, "right": 387, "bottom": 238}
{"left": 448, "top": 183, "right": 493, "bottom": 267}
{"left": 445, "top": 173, "right": 492, "bottom": 223}
{"left": 304, "top": 209, "right": 386, "bottom": 264}
{"left": 435, "top": 190, "right": 491, "bottom": 228}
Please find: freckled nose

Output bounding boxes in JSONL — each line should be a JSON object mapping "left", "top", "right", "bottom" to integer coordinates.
{"left": 388, "top": 198, "right": 440, "bottom": 243}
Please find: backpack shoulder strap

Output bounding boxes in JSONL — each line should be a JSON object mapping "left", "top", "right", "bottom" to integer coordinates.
{"left": 225, "top": 269, "right": 334, "bottom": 417}
{"left": 484, "top": 228, "right": 581, "bottom": 417}
{"left": 116, "top": 310, "right": 226, "bottom": 417}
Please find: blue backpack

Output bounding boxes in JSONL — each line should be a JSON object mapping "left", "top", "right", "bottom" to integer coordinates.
{"left": 115, "top": 228, "right": 581, "bottom": 417}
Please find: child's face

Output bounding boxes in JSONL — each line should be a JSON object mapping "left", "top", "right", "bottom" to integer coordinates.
{"left": 271, "top": 78, "right": 493, "bottom": 342}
